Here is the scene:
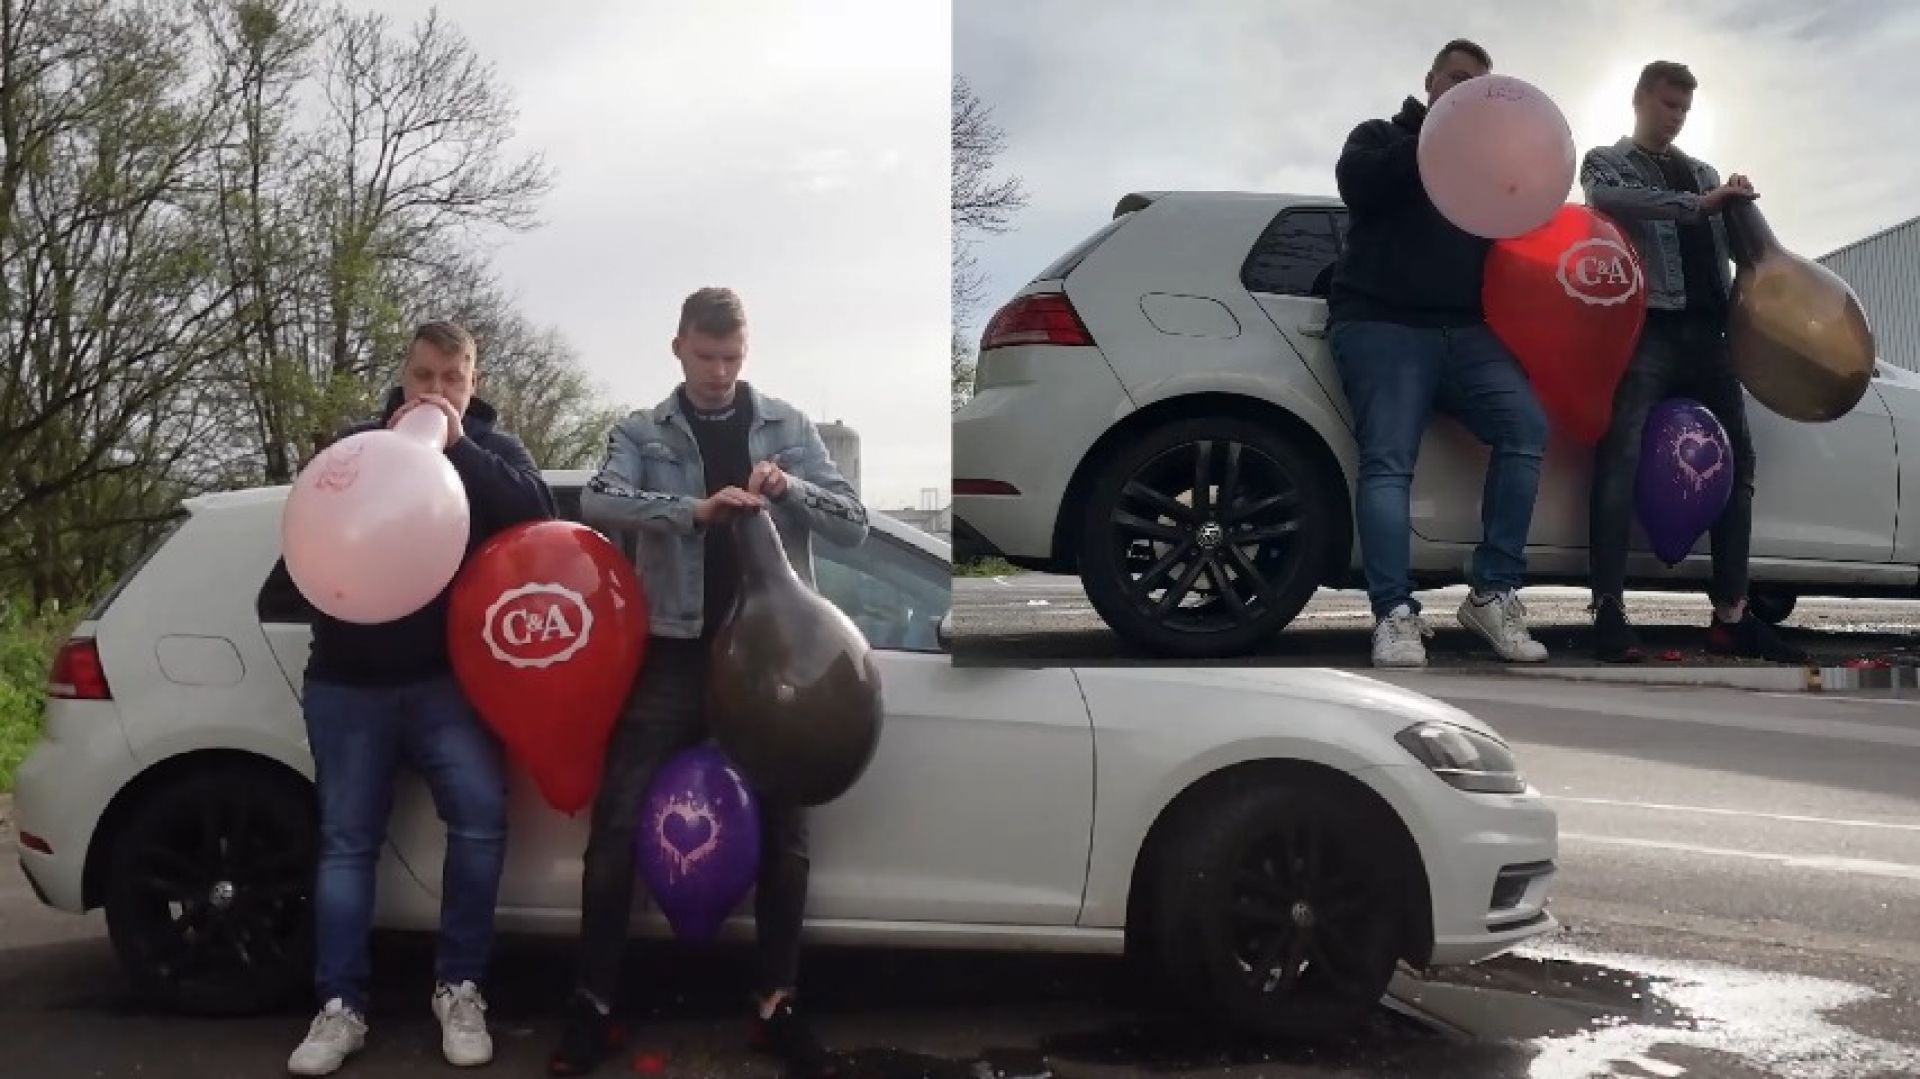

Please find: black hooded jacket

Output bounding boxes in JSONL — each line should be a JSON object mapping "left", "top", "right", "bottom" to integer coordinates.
{"left": 291, "top": 388, "right": 556, "bottom": 686}
{"left": 1328, "top": 96, "right": 1492, "bottom": 328}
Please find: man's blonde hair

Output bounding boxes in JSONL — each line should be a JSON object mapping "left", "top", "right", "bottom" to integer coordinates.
{"left": 411, "top": 319, "right": 477, "bottom": 364}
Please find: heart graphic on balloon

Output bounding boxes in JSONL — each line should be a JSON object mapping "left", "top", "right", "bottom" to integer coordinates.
{"left": 1674, "top": 430, "right": 1727, "bottom": 492}
{"left": 656, "top": 799, "right": 720, "bottom": 880}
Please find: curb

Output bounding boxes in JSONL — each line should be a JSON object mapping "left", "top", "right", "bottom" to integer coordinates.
{"left": 1502, "top": 664, "right": 1920, "bottom": 693}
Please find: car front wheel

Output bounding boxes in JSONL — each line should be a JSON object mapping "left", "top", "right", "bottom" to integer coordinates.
{"left": 103, "top": 761, "right": 316, "bottom": 1016}
{"left": 1748, "top": 588, "right": 1797, "bottom": 625}
{"left": 1148, "top": 773, "right": 1409, "bottom": 1041}
{"left": 1079, "top": 416, "right": 1334, "bottom": 657}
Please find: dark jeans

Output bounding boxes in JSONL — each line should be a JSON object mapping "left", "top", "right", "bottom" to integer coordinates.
{"left": 1590, "top": 311, "right": 1755, "bottom": 607}
{"left": 575, "top": 638, "right": 810, "bottom": 1003}
{"left": 1328, "top": 320, "right": 1550, "bottom": 617}
{"left": 304, "top": 675, "right": 508, "bottom": 1012}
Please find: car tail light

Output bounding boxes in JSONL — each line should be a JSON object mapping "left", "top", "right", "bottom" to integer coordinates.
{"left": 980, "top": 293, "right": 1093, "bottom": 351}
{"left": 954, "top": 479, "right": 1021, "bottom": 496}
{"left": 48, "top": 638, "right": 111, "bottom": 700}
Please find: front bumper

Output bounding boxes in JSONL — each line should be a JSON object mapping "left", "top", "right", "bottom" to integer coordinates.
{"left": 1361, "top": 763, "right": 1560, "bottom": 966}
{"left": 12, "top": 700, "right": 138, "bottom": 912}
{"left": 952, "top": 345, "right": 1133, "bottom": 564}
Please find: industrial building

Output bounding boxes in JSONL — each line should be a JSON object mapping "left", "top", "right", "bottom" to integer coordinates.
{"left": 817, "top": 420, "right": 861, "bottom": 497}
{"left": 1819, "top": 215, "right": 1920, "bottom": 373}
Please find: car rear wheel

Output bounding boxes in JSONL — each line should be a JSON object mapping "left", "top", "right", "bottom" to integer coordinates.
{"left": 103, "top": 762, "right": 316, "bottom": 1016}
{"left": 1079, "top": 417, "right": 1334, "bottom": 657}
{"left": 1748, "top": 588, "right": 1797, "bottom": 625}
{"left": 1148, "top": 773, "right": 1408, "bottom": 1041}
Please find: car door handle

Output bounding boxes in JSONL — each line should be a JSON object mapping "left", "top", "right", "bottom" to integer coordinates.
{"left": 1298, "top": 322, "right": 1327, "bottom": 339}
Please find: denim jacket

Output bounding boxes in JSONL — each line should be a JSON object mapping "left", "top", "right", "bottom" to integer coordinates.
{"left": 579, "top": 384, "right": 868, "bottom": 638}
{"left": 1580, "top": 138, "right": 1732, "bottom": 312}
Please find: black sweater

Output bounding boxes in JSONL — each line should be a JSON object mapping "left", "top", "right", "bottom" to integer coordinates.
{"left": 1329, "top": 96, "right": 1491, "bottom": 328}
{"left": 291, "top": 388, "right": 556, "bottom": 686}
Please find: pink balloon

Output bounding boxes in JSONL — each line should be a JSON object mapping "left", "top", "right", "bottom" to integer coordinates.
{"left": 282, "top": 406, "right": 471, "bottom": 624}
{"left": 1418, "top": 74, "right": 1575, "bottom": 239}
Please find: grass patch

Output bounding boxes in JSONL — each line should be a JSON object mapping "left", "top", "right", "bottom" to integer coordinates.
{"left": 0, "top": 601, "right": 77, "bottom": 793}
{"left": 952, "top": 556, "right": 1022, "bottom": 579}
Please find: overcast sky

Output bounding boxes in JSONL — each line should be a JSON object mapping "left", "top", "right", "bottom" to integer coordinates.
{"left": 955, "top": 0, "right": 1920, "bottom": 333}
{"left": 361, "top": 0, "right": 949, "bottom": 511}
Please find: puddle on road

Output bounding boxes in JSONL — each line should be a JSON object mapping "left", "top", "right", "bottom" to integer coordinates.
{"left": 824, "top": 944, "right": 1918, "bottom": 1079}
{"left": 1415, "top": 940, "right": 1920, "bottom": 1079}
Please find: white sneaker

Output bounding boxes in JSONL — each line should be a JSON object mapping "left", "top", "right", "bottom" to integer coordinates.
{"left": 1458, "top": 590, "right": 1549, "bottom": 663}
{"left": 1372, "top": 604, "right": 1432, "bottom": 667}
{"left": 432, "top": 980, "right": 494, "bottom": 1067}
{"left": 287, "top": 998, "right": 367, "bottom": 1076}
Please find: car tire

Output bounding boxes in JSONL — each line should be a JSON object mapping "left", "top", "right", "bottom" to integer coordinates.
{"left": 1748, "top": 589, "right": 1797, "bottom": 625}
{"left": 1079, "top": 416, "right": 1334, "bottom": 658}
{"left": 1148, "top": 772, "right": 1408, "bottom": 1041}
{"left": 103, "top": 761, "right": 316, "bottom": 1016}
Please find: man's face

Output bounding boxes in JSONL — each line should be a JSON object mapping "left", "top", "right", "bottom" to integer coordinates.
{"left": 1634, "top": 80, "right": 1692, "bottom": 146}
{"left": 674, "top": 327, "right": 747, "bottom": 408}
{"left": 1425, "top": 51, "right": 1489, "bottom": 105}
{"left": 400, "top": 340, "right": 476, "bottom": 414}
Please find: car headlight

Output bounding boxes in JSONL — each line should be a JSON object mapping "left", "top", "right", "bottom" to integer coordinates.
{"left": 1394, "top": 722, "right": 1526, "bottom": 794}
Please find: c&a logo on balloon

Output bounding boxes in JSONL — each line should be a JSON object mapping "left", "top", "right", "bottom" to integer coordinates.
{"left": 480, "top": 582, "right": 594, "bottom": 669}
{"left": 1556, "top": 238, "right": 1642, "bottom": 307}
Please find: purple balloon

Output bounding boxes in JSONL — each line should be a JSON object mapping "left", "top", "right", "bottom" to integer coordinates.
{"left": 1636, "top": 397, "right": 1734, "bottom": 566}
{"left": 636, "top": 744, "right": 761, "bottom": 941}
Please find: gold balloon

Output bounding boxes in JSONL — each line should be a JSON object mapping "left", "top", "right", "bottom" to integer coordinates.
{"left": 1725, "top": 200, "right": 1876, "bottom": 423}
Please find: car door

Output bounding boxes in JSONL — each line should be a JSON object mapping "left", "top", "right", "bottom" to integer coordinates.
{"left": 805, "top": 527, "right": 1096, "bottom": 926}
{"left": 1745, "top": 378, "right": 1896, "bottom": 563}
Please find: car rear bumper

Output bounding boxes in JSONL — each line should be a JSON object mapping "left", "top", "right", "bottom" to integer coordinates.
{"left": 12, "top": 700, "right": 138, "bottom": 912}
{"left": 953, "top": 345, "right": 1133, "bottom": 564}
{"left": 1362, "top": 763, "right": 1560, "bottom": 966}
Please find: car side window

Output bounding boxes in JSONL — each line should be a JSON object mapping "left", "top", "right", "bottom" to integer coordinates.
{"left": 1242, "top": 209, "right": 1344, "bottom": 298}
{"left": 812, "top": 531, "right": 950, "bottom": 653}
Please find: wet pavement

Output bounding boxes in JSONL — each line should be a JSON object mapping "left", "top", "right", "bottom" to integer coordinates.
{"left": 4, "top": 675, "right": 1919, "bottom": 1077}
{"left": 953, "top": 576, "right": 1920, "bottom": 669}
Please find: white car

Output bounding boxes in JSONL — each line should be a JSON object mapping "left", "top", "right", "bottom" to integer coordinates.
{"left": 952, "top": 190, "right": 1920, "bottom": 657}
{"left": 13, "top": 471, "right": 1557, "bottom": 1039}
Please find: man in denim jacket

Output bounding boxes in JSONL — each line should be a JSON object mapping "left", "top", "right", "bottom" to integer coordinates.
{"left": 550, "top": 287, "right": 865, "bottom": 1078}
{"left": 1581, "top": 60, "right": 1804, "bottom": 663}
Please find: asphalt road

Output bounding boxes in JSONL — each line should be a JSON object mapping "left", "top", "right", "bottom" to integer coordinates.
{"left": 953, "top": 575, "right": 1920, "bottom": 669}
{"left": 1, "top": 678, "right": 1916, "bottom": 1077}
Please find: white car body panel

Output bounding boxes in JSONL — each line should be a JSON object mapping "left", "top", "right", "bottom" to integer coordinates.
{"left": 953, "top": 190, "right": 1918, "bottom": 599}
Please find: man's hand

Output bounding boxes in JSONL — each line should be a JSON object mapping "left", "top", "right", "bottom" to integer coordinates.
{"left": 1703, "top": 175, "right": 1759, "bottom": 213}
{"left": 387, "top": 394, "right": 464, "bottom": 450}
{"left": 746, "top": 459, "right": 789, "bottom": 500}
{"left": 694, "top": 486, "right": 766, "bottom": 526}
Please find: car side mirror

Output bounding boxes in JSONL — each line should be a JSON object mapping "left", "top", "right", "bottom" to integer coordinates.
{"left": 935, "top": 611, "right": 953, "bottom": 651}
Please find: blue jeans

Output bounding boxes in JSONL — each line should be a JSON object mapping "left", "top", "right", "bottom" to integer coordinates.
{"left": 304, "top": 675, "right": 508, "bottom": 1011}
{"left": 1328, "top": 320, "right": 1548, "bottom": 617}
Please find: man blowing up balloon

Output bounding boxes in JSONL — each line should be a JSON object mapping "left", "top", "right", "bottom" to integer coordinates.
{"left": 1580, "top": 61, "right": 1806, "bottom": 664}
{"left": 278, "top": 321, "right": 557, "bottom": 1076}
{"left": 552, "top": 287, "right": 867, "bottom": 1079}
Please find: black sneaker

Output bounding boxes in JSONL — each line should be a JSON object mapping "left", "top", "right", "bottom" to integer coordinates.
{"left": 1705, "top": 610, "right": 1810, "bottom": 664}
{"left": 750, "top": 998, "right": 839, "bottom": 1079}
{"left": 548, "top": 991, "right": 624, "bottom": 1077}
{"left": 1592, "top": 597, "right": 1644, "bottom": 663}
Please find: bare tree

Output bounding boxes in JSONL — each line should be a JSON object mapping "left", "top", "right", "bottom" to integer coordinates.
{"left": 950, "top": 74, "right": 1025, "bottom": 409}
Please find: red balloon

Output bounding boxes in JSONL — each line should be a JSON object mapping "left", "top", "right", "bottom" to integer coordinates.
{"left": 448, "top": 521, "right": 648, "bottom": 814}
{"left": 1484, "top": 204, "right": 1648, "bottom": 444}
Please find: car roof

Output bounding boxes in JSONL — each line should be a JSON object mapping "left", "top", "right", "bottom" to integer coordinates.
{"left": 182, "top": 469, "right": 951, "bottom": 561}
{"left": 1113, "top": 190, "right": 1345, "bottom": 218}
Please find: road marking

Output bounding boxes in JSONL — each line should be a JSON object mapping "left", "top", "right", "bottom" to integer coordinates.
{"left": 1560, "top": 832, "right": 1920, "bottom": 881}
{"left": 1549, "top": 796, "right": 1920, "bottom": 832}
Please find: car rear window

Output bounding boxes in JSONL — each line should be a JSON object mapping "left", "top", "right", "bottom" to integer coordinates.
{"left": 1032, "top": 213, "right": 1132, "bottom": 283}
{"left": 1241, "top": 207, "right": 1350, "bottom": 297}
{"left": 85, "top": 511, "right": 188, "bottom": 620}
